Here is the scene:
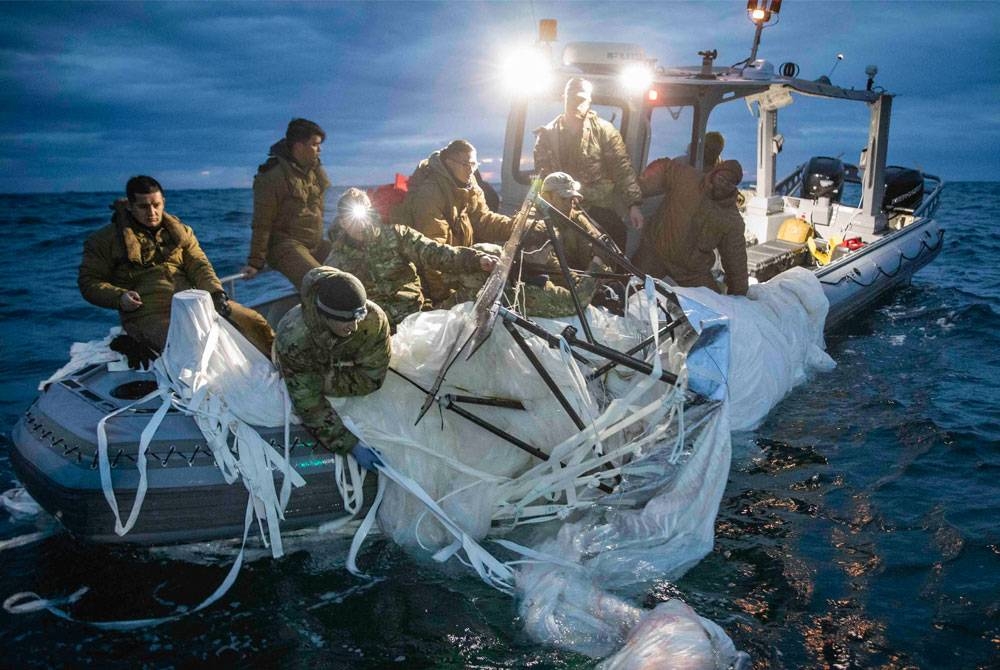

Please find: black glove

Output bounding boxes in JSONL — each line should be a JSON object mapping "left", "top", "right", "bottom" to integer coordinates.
{"left": 109, "top": 334, "right": 159, "bottom": 370}
{"left": 211, "top": 290, "right": 232, "bottom": 318}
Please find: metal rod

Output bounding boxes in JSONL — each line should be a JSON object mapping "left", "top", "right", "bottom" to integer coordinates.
{"left": 498, "top": 306, "right": 681, "bottom": 387}
{"left": 562, "top": 324, "right": 679, "bottom": 386}
{"left": 391, "top": 367, "right": 614, "bottom": 494}
{"left": 503, "top": 320, "right": 585, "bottom": 429}
{"left": 540, "top": 210, "right": 595, "bottom": 344}
{"left": 586, "top": 321, "right": 681, "bottom": 381}
{"left": 447, "top": 394, "right": 525, "bottom": 411}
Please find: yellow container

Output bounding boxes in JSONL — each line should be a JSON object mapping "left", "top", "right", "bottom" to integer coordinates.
{"left": 777, "top": 217, "right": 812, "bottom": 244}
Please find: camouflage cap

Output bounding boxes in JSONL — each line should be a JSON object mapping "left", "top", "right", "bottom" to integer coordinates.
{"left": 541, "top": 172, "right": 583, "bottom": 199}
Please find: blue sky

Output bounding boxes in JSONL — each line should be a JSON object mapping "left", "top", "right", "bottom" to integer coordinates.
{"left": 1, "top": 0, "right": 997, "bottom": 193}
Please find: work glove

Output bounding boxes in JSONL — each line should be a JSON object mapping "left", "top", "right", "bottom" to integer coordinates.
{"left": 349, "top": 442, "right": 383, "bottom": 472}
{"left": 109, "top": 334, "right": 159, "bottom": 370}
{"left": 211, "top": 290, "right": 232, "bottom": 318}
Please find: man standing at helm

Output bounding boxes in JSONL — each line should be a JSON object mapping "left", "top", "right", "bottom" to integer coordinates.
{"left": 242, "top": 118, "right": 331, "bottom": 290}
{"left": 274, "top": 267, "right": 391, "bottom": 471}
{"left": 533, "top": 77, "right": 645, "bottom": 250}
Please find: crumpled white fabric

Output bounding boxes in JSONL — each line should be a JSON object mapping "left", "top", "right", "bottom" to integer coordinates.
{"left": 672, "top": 266, "right": 835, "bottom": 431}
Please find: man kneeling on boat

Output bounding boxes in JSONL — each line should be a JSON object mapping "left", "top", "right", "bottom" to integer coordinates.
{"left": 274, "top": 267, "right": 391, "bottom": 471}
{"left": 78, "top": 175, "right": 275, "bottom": 365}
{"left": 635, "top": 157, "right": 749, "bottom": 296}
{"left": 325, "top": 188, "right": 498, "bottom": 331}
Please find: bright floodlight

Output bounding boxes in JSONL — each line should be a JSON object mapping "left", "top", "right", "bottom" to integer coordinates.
{"left": 747, "top": 0, "right": 781, "bottom": 24}
{"left": 620, "top": 63, "right": 653, "bottom": 93}
{"left": 501, "top": 46, "right": 553, "bottom": 97}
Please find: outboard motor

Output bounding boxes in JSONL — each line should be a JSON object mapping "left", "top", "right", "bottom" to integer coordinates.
{"left": 883, "top": 166, "right": 924, "bottom": 212}
{"left": 800, "top": 156, "right": 846, "bottom": 202}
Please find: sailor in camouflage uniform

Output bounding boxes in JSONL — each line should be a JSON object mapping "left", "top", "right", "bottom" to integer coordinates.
{"left": 274, "top": 267, "right": 390, "bottom": 469}
{"left": 325, "top": 188, "right": 497, "bottom": 330}
{"left": 515, "top": 172, "right": 609, "bottom": 319}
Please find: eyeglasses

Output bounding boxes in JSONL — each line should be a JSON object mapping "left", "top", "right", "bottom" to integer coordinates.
{"left": 448, "top": 157, "right": 479, "bottom": 170}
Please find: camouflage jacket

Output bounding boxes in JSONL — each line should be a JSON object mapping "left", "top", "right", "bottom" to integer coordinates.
{"left": 393, "top": 151, "right": 513, "bottom": 301}
{"left": 520, "top": 257, "right": 607, "bottom": 319}
{"left": 636, "top": 157, "right": 748, "bottom": 294}
{"left": 78, "top": 200, "right": 223, "bottom": 346}
{"left": 325, "top": 219, "right": 484, "bottom": 327}
{"left": 247, "top": 139, "right": 331, "bottom": 269}
{"left": 532, "top": 205, "right": 609, "bottom": 272}
{"left": 274, "top": 267, "right": 391, "bottom": 454}
{"left": 533, "top": 111, "right": 643, "bottom": 214}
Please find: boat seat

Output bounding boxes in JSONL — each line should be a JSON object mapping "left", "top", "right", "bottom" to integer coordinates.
{"left": 746, "top": 239, "right": 811, "bottom": 282}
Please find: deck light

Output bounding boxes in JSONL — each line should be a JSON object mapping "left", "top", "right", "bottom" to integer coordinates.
{"left": 744, "top": 0, "right": 782, "bottom": 65}
{"left": 747, "top": 0, "right": 781, "bottom": 25}
{"left": 501, "top": 45, "right": 553, "bottom": 97}
{"left": 647, "top": 89, "right": 659, "bottom": 102}
{"left": 620, "top": 62, "right": 653, "bottom": 94}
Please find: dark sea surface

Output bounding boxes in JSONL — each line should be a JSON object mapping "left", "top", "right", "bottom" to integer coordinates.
{"left": 1, "top": 184, "right": 998, "bottom": 668}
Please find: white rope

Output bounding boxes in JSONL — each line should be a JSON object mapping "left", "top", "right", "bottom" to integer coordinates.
{"left": 3, "top": 497, "right": 256, "bottom": 630}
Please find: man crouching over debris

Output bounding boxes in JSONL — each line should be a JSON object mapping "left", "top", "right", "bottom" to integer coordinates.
{"left": 78, "top": 175, "right": 274, "bottom": 367}
{"left": 274, "top": 267, "right": 390, "bottom": 471}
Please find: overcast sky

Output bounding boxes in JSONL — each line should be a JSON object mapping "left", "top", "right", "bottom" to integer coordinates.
{"left": 1, "top": 0, "right": 997, "bottom": 193}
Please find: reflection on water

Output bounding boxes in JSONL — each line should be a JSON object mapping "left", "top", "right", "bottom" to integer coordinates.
{"left": 2, "top": 185, "right": 999, "bottom": 667}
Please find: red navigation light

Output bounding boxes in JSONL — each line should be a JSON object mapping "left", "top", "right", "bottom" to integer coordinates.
{"left": 647, "top": 89, "right": 658, "bottom": 102}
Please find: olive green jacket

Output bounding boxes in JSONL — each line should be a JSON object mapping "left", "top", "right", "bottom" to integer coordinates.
{"left": 247, "top": 139, "right": 331, "bottom": 269}
{"left": 78, "top": 200, "right": 223, "bottom": 346}
{"left": 326, "top": 219, "right": 484, "bottom": 327}
{"left": 636, "top": 157, "right": 748, "bottom": 295}
{"left": 274, "top": 267, "right": 391, "bottom": 454}
{"left": 533, "top": 111, "right": 643, "bottom": 214}
{"left": 393, "top": 151, "right": 513, "bottom": 300}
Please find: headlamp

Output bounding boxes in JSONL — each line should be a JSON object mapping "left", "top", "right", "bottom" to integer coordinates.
{"left": 316, "top": 300, "right": 368, "bottom": 323}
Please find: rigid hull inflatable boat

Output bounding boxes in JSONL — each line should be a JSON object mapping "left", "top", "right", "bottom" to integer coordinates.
{"left": 10, "top": 289, "right": 377, "bottom": 545}
{"left": 497, "top": 20, "right": 945, "bottom": 332}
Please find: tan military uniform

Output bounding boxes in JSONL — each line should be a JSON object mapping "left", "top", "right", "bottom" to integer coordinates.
{"left": 393, "top": 151, "right": 514, "bottom": 302}
{"left": 533, "top": 111, "right": 643, "bottom": 215}
{"left": 636, "top": 158, "right": 748, "bottom": 295}
{"left": 274, "top": 267, "right": 391, "bottom": 454}
{"left": 247, "top": 139, "right": 332, "bottom": 290}
{"left": 326, "top": 219, "right": 485, "bottom": 329}
{"left": 78, "top": 200, "right": 275, "bottom": 354}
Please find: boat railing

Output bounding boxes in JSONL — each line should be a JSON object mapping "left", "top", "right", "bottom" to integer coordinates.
{"left": 218, "top": 272, "right": 248, "bottom": 299}
{"left": 774, "top": 164, "right": 804, "bottom": 196}
{"left": 912, "top": 173, "right": 943, "bottom": 220}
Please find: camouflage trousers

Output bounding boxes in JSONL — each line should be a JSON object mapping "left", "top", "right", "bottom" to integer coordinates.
{"left": 430, "top": 243, "right": 500, "bottom": 309}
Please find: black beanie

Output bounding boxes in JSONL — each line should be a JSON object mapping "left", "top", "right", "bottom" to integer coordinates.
{"left": 315, "top": 272, "right": 368, "bottom": 321}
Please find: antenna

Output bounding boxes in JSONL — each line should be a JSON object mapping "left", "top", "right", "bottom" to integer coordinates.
{"left": 827, "top": 53, "right": 845, "bottom": 79}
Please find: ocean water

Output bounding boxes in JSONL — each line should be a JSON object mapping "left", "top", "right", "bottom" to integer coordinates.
{"left": 1, "top": 184, "right": 998, "bottom": 668}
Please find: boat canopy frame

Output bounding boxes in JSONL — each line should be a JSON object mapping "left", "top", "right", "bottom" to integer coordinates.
{"left": 501, "top": 54, "right": 896, "bottom": 235}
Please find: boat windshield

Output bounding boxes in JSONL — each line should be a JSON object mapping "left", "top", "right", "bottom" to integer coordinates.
{"left": 648, "top": 105, "right": 695, "bottom": 166}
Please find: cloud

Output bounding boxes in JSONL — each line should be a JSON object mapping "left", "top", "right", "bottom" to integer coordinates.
{"left": 0, "top": 0, "right": 998, "bottom": 192}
